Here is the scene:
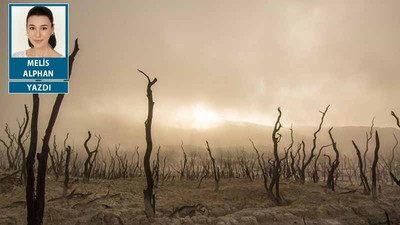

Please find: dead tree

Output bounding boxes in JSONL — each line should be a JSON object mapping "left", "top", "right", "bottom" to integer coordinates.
{"left": 284, "top": 125, "right": 294, "bottom": 178}
{"left": 206, "top": 141, "right": 220, "bottom": 192}
{"left": 64, "top": 133, "right": 71, "bottom": 195}
{"left": 390, "top": 111, "right": 400, "bottom": 186}
{"left": 180, "top": 141, "right": 188, "bottom": 180}
{"left": 17, "top": 105, "right": 30, "bottom": 186}
{"left": 197, "top": 164, "right": 209, "bottom": 188}
{"left": 299, "top": 105, "right": 330, "bottom": 183}
{"left": 269, "top": 107, "right": 284, "bottom": 204}
{"left": 49, "top": 135, "right": 63, "bottom": 181}
{"left": 153, "top": 146, "right": 161, "bottom": 188}
{"left": 312, "top": 144, "right": 332, "bottom": 183}
{"left": 0, "top": 124, "right": 17, "bottom": 170}
{"left": 26, "top": 38, "right": 79, "bottom": 225}
{"left": 138, "top": 69, "right": 157, "bottom": 217}
{"left": 363, "top": 118, "right": 374, "bottom": 173}
{"left": 371, "top": 131, "right": 380, "bottom": 199}
{"left": 389, "top": 134, "right": 398, "bottom": 185}
{"left": 83, "top": 131, "right": 101, "bottom": 183}
{"left": 326, "top": 128, "right": 340, "bottom": 191}
{"left": 131, "top": 146, "right": 140, "bottom": 177}
{"left": 250, "top": 139, "right": 268, "bottom": 192}
{"left": 352, "top": 140, "right": 371, "bottom": 194}
{"left": 290, "top": 144, "right": 301, "bottom": 181}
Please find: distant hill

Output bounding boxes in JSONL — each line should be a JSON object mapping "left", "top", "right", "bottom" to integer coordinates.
{"left": 58, "top": 116, "right": 400, "bottom": 159}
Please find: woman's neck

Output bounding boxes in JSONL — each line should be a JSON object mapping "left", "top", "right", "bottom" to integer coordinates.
{"left": 31, "top": 44, "right": 52, "bottom": 57}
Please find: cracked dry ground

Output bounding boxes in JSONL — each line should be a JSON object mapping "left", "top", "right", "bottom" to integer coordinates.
{"left": 0, "top": 175, "right": 399, "bottom": 225}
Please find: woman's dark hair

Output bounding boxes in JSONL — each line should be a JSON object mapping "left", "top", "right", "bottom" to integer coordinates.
{"left": 26, "top": 6, "right": 57, "bottom": 48}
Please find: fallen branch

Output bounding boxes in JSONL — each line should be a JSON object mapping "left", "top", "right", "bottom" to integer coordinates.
{"left": 3, "top": 201, "right": 25, "bottom": 209}
{"left": 72, "top": 190, "right": 121, "bottom": 208}
{"left": 0, "top": 170, "right": 20, "bottom": 182}
{"left": 47, "top": 189, "right": 92, "bottom": 202}
{"left": 338, "top": 189, "right": 357, "bottom": 195}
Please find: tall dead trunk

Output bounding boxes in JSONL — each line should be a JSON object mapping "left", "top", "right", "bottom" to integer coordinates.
{"left": 17, "top": 105, "right": 29, "bottom": 186}
{"left": 299, "top": 105, "right": 329, "bottom": 183}
{"left": 390, "top": 111, "right": 400, "bottom": 186}
{"left": 63, "top": 133, "right": 71, "bottom": 194}
{"left": 25, "top": 39, "right": 79, "bottom": 225}
{"left": 269, "top": 107, "right": 283, "bottom": 204}
{"left": 352, "top": 140, "right": 371, "bottom": 194}
{"left": 138, "top": 69, "right": 157, "bottom": 217}
{"left": 180, "top": 141, "right": 188, "bottom": 180}
{"left": 26, "top": 94, "right": 39, "bottom": 225}
{"left": 206, "top": 141, "right": 220, "bottom": 192}
{"left": 363, "top": 118, "right": 374, "bottom": 174}
{"left": 371, "top": 131, "right": 380, "bottom": 199}
{"left": 64, "top": 145, "right": 71, "bottom": 195}
{"left": 326, "top": 128, "right": 340, "bottom": 191}
{"left": 83, "top": 131, "right": 101, "bottom": 183}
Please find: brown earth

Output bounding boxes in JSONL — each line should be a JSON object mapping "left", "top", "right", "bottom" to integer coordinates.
{"left": 0, "top": 172, "right": 399, "bottom": 225}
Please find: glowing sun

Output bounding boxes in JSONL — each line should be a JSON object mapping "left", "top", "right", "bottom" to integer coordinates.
{"left": 192, "top": 104, "right": 221, "bottom": 129}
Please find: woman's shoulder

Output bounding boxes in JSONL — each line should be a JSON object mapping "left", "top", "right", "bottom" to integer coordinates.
{"left": 12, "top": 50, "right": 27, "bottom": 57}
{"left": 50, "top": 49, "right": 63, "bottom": 57}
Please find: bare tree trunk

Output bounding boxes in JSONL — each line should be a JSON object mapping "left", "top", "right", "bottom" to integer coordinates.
{"left": 83, "top": 131, "right": 100, "bottom": 183}
{"left": 17, "top": 105, "right": 29, "bottom": 186}
{"left": 352, "top": 140, "right": 371, "bottom": 194}
{"left": 299, "top": 105, "right": 329, "bottom": 183}
{"left": 138, "top": 69, "right": 157, "bottom": 218}
{"left": 363, "top": 119, "right": 374, "bottom": 174}
{"left": 250, "top": 139, "right": 268, "bottom": 192}
{"left": 269, "top": 107, "right": 283, "bottom": 204}
{"left": 313, "top": 144, "right": 332, "bottom": 183}
{"left": 180, "top": 141, "right": 187, "bottom": 180}
{"left": 26, "top": 94, "right": 39, "bottom": 225}
{"left": 326, "top": 128, "right": 340, "bottom": 191}
{"left": 25, "top": 39, "right": 79, "bottom": 225}
{"left": 63, "top": 133, "right": 71, "bottom": 196}
{"left": 371, "top": 131, "right": 380, "bottom": 199}
{"left": 206, "top": 141, "right": 220, "bottom": 192}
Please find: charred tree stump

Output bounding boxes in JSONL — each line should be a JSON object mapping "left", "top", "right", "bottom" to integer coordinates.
{"left": 138, "top": 69, "right": 157, "bottom": 217}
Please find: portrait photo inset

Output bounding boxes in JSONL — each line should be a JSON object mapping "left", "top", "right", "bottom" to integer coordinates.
{"left": 11, "top": 5, "right": 66, "bottom": 58}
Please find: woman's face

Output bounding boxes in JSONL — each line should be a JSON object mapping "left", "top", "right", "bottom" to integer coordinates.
{"left": 26, "top": 15, "right": 54, "bottom": 49}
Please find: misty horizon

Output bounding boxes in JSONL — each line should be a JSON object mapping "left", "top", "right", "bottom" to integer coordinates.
{"left": 1, "top": 0, "right": 400, "bottom": 150}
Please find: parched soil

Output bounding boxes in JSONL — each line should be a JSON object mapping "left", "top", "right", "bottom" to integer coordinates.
{"left": 0, "top": 173, "right": 399, "bottom": 225}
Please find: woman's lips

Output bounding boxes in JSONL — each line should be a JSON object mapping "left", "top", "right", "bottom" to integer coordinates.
{"left": 33, "top": 40, "right": 43, "bottom": 44}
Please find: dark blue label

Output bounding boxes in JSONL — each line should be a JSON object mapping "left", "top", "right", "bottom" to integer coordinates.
{"left": 9, "top": 81, "right": 69, "bottom": 94}
{"left": 9, "top": 58, "right": 68, "bottom": 80}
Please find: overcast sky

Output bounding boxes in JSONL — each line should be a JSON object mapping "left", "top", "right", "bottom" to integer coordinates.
{"left": 1, "top": 0, "right": 400, "bottom": 148}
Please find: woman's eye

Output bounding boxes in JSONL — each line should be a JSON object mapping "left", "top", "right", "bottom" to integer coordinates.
{"left": 29, "top": 27, "right": 35, "bottom": 30}
{"left": 41, "top": 27, "right": 47, "bottom": 30}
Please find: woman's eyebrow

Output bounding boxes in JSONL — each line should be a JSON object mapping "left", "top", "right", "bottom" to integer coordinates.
{"left": 27, "top": 24, "right": 49, "bottom": 27}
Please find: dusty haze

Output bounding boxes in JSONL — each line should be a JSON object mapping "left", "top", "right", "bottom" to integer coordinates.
{"left": 1, "top": 0, "right": 400, "bottom": 150}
